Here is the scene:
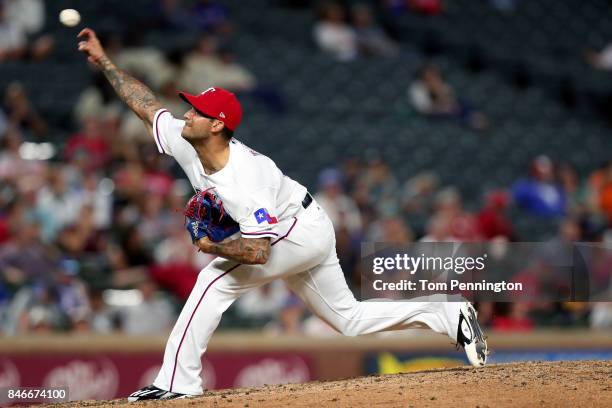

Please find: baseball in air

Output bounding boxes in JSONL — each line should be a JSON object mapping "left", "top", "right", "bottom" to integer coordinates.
{"left": 59, "top": 9, "right": 81, "bottom": 27}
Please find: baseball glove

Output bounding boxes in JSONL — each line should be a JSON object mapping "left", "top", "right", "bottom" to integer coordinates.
{"left": 184, "top": 189, "right": 240, "bottom": 243}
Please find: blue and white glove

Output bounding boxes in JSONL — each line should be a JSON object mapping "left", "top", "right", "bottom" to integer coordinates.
{"left": 184, "top": 190, "right": 240, "bottom": 243}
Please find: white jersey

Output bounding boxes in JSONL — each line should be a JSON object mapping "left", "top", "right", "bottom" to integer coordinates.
{"left": 152, "top": 108, "right": 308, "bottom": 239}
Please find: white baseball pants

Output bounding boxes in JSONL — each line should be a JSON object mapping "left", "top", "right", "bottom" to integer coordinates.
{"left": 153, "top": 202, "right": 462, "bottom": 395}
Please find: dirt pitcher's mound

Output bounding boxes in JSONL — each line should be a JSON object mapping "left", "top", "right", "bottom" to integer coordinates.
{"left": 56, "top": 360, "right": 611, "bottom": 408}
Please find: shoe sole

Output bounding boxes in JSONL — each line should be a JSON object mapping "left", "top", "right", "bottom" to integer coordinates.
{"left": 460, "top": 303, "right": 488, "bottom": 367}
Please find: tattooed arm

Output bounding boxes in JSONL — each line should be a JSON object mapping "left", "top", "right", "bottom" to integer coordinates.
{"left": 77, "top": 28, "right": 161, "bottom": 130}
{"left": 196, "top": 237, "right": 272, "bottom": 265}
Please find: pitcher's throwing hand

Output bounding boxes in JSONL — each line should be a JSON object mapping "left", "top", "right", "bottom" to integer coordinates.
{"left": 77, "top": 27, "right": 106, "bottom": 66}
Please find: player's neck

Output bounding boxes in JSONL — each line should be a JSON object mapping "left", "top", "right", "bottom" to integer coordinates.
{"left": 192, "top": 138, "right": 230, "bottom": 175}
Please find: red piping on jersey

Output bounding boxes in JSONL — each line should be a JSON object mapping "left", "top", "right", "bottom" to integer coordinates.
{"left": 271, "top": 217, "right": 297, "bottom": 245}
{"left": 169, "top": 216, "right": 298, "bottom": 392}
{"left": 155, "top": 110, "right": 169, "bottom": 154}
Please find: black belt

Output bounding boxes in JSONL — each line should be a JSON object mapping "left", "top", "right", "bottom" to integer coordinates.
{"left": 302, "top": 192, "right": 313, "bottom": 209}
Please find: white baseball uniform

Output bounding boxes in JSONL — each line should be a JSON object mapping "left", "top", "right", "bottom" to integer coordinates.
{"left": 149, "top": 108, "right": 463, "bottom": 395}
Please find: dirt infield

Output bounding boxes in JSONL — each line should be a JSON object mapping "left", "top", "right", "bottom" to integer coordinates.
{"left": 52, "top": 360, "right": 610, "bottom": 408}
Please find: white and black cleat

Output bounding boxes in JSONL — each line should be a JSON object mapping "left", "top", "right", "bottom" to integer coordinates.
{"left": 128, "top": 384, "right": 187, "bottom": 402}
{"left": 456, "top": 302, "right": 488, "bottom": 367}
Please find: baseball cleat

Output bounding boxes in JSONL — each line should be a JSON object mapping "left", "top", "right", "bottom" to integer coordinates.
{"left": 127, "top": 384, "right": 187, "bottom": 402}
{"left": 456, "top": 302, "right": 488, "bottom": 367}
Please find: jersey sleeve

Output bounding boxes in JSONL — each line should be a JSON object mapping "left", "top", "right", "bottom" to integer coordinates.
{"left": 152, "top": 108, "right": 187, "bottom": 157}
{"left": 236, "top": 187, "right": 279, "bottom": 239}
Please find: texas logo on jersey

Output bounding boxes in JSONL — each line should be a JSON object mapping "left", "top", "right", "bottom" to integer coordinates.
{"left": 254, "top": 208, "right": 278, "bottom": 224}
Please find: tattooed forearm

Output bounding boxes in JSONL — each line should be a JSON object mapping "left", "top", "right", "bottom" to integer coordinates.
{"left": 198, "top": 237, "right": 271, "bottom": 265}
{"left": 98, "top": 56, "right": 162, "bottom": 124}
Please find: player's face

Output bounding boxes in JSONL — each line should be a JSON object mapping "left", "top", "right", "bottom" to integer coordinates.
{"left": 182, "top": 108, "right": 214, "bottom": 140}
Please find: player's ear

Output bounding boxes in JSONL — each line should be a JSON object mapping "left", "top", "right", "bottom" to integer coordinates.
{"left": 211, "top": 119, "right": 226, "bottom": 134}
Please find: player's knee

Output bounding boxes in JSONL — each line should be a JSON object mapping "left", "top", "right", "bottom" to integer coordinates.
{"left": 339, "top": 323, "right": 360, "bottom": 337}
{"left": 338, "top": 311, "right": 362, "bottom": 337}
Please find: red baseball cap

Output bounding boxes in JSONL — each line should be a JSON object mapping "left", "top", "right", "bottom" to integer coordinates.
{"left": 179, "top": 87, "right": 243, "bottom": 131}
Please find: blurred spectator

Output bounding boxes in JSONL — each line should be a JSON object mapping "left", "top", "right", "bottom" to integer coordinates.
{"left": 119, "top": 280, "right": 175, "bottom": 335}
{"left": 5, "top": 0, "right": 44, "bottom": 35}
{"left": 367, "top": 216, "right": 413, "bottom": 245}
{"left": 0, "top": 1, "right": 27, "bottom": 61}
{"left": 180, "top": 43, "right": 284, "bottom": 112}
{"left": 586, "top": 161, "right": 611, "bottom": 214}
{"left": 588, "top": 162, "right": 612, "bottom": 224}
{"left": 585, "top": 43, "right": 612, "bottom": 70}
{"left": 408, "top": 64, "right": 489, "bottom": 130}
{"left": 409, "top": 0, "right": 444, "bottom": 15}
{"left": 13, "top": 284, "right": 65, "bottom": 333}
{"left": 590, "top": 302, "right": 612, "bottom": 329}
{"left": 313, "top": 2, "right": 358, "bottom": 61}
{"left": 433, "top": 187, "right": 481, "bottom": 240}
{"left": 382, "top": 0, "right": 410, "bottom": 16}
{"left": 341, "top": 157, "right": 364, "bottom": 194}
{"left": 153, "top": 0, "right": 191, "bottom": 32}
{"left": 0, "top": 198, "right": 58, "bottom": 284}
{"left": 3, "top": 82, "right": 48, "bottom": 140}
{"left": 0, "top": 106, "right": 7, "bottom": 137}
{"left": 136, "top": 192, "right": 173, "bottom": 249}
{"left": 537, "top": 218, "right": 582, "bottom": 300}
{"left": 351, "top": 3, "right": 399, "bottom": 57}
{"left": 64, "top": 118, "right": 111, "bottom": 172}
{"left": 491, "top": 303, "right": 534, "bottom": 331}
{"left": 0, "top": 129, "right": 47, "bottom": 185}
{"left": 235, "top": 280, "right": 291, "bottom": 321}
{"left": 89, "top": 289, "right": 117, "bottom": 333}
{"left": 158, "top": 79, "right": 185, "bottom": 116}
{"left": 359, "top": 159, "right": 400, "bottom": 217}
{"left": 79, "top": 172, "right": 113, "bottom": 229}
{"left": 141, "top": 144, "right": 175, "bottom": 196}
{"left": 0, "top": 0, "right": 52, "bottom": 62}
{"left": 277, "top": 294, "right": 306, "bottom": 334}
{"left": 314, "top": 168, "right": 362, "bottom": 235}
{"left": 55, "top": 260, "right": 91, "bottom": 332}
{"left": 545, "top": 217, "right": 581, "bottom": 249}
{"left": 74, "top": 73, "right": 123, "bottom": 127}
{"left": 512, "top": 155, "right": 566, "bottom": 218}
{"left": 119, "top": 226, "right": 154, "bottom": 269}
{"left": 151, "top": 219, "right": 213, "bottom": 301}
{"left": 489, "top": 0, "right": 519, "bottom": 12}
{"left": 116, "top": 30, "right": 176, "bottom": 90}
{"left": 314, "top": 168, "right": 363, "bottom": 285}
{"left": 0, "top": 183, "right": 17, "bottom": 244}
{"left": 179, "top": 34, "right": 221, "bottom": 93}
{"left": 191, "top": 0, "right": 233, "bottom": 37}
{"left": 113, "top": 162, "right": 148, "bottom": 210}
{"left": 210, "top": 47, "right": 257, "bottom": 93}
{"left": 36, "top": 167, "right": 86, "bottom": 241}
{"left": 401, "top": 171, "right": 440, "bottom": 236}
{"left": 557, "top": 163, "right": 587, "bottom": 215}
{"left": 477, "top": 190, "right": 514, "bottom": 239}
{"left": 420, "top": 213, "right": 453, "bottom": 242}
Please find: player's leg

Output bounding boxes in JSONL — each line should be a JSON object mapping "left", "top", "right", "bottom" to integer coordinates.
{"left": 149, "top": 257, "right": 252, "bottom": 396}
{"left": 142, "top": 214, "right": 332, "bottom": 399}
{"left": 283, "top": 214, "right": 487, "bottom": 366}
{"left": 284, "top": 248, "right": 461, "bottom": 338}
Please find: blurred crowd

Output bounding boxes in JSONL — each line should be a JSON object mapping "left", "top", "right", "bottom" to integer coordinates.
{"left": 0, "top": 0, "right": 54, "bottom": 63}
{"left": 1, "top": 0, "right": 611, "bottom": 336}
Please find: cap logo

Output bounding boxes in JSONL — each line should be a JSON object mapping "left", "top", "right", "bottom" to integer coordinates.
{"left": 201, "top": 87, "right": 216, "bottom": 95}
{"left": 219, "top": 112, "right": 226, "bottom": 118}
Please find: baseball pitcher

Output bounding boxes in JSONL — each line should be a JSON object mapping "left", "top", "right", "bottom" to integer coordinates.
{"left": 77, "top": 27, "right": 488, "bottom": 401}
